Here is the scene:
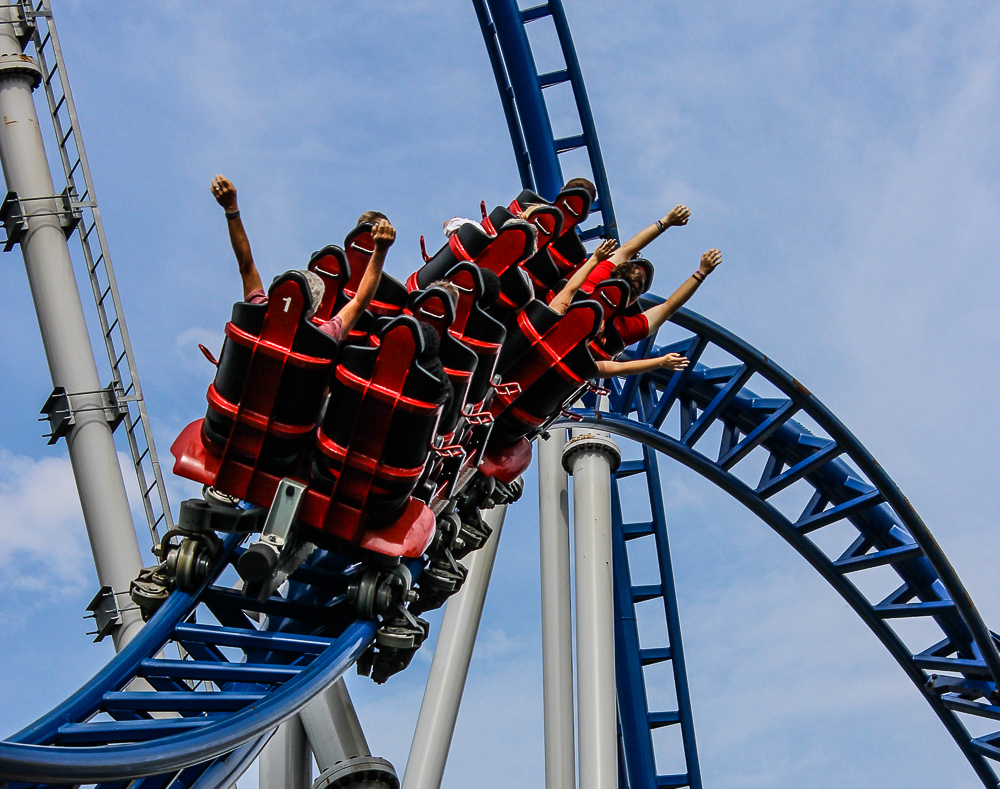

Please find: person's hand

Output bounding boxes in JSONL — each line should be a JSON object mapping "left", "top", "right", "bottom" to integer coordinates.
{"left": 658, "top": 352, "right": 689, "bottom": 371}
{"left": 593, "top": 238, "right": 618, "bottom": 262}
{"left": 372, "top": 219, "right": 396, "bottom": 250}
{"left": 698, "top": 248, "right": 722, "bottom": 276}
{"left": 211, "top": 175, "right": 238, "bottom": 212}
{"left": 664, "top": 205, "right": 690, "bottom": 227}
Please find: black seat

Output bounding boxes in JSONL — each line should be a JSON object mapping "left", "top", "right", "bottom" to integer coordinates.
{"left": 315, "top": 315, "right": 449, "bottom": 523}
{"left": 204, "top": 271, "right": 339, "bottom": 489}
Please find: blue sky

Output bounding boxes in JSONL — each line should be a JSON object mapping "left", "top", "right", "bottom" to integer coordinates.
{"left": 2, "top": 1, "right": 1000, "bottom": 787}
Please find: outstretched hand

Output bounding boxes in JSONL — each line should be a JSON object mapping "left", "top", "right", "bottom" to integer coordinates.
{"left": 664, "top": 205, "right": 690, "bottom": 227}
{"left": 372, "top": 219, "right": 396, "bottom": 250}
{"left": 658, "top": 352, "right": 689, "bottom": 371}
{"left": 698, "top": 248, "right": 722, "bottom": 276}
{"left": 594, "top": 238, "right": 619, "bottom": 262}
{"left": 211, "top": 175, "right": 238, "bottom": 213}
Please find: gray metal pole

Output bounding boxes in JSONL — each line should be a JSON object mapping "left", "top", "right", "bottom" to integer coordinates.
{"left": 0, "top": 10, "right": 143, "bottom": 648}
{"left": 259, "top": 717, "right": 311, "bottom": 789}
{"left": 300, "top": 679, "right": 370, "bottom": 766}
{"left": 563, "top": 430, "right": 620, "bottom": 789}
{"left": 538, "top": 429, "right": 575, "bottom": 789}
{"left": 401, "top": 503, "right": 508, "bottom": 789}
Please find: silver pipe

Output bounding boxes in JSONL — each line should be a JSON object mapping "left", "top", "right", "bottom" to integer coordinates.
{"left": 0, "top": 9, "right": 143, "bottom": 648}
{"left": 300, "top": 679, "right": 370, "bottom": 768}
{"left": 401, "top": 504, "right": 508, "bottom": 789}
{"left": 563, "top": 430, "right": 620, "bottom": 789}
{"left": 538, "top": 429, "right": 575, "bottom": 789}
{"left": 259, "top": 717, "right": 311, "bottom": 789}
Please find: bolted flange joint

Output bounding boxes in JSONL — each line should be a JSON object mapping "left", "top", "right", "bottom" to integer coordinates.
{"left": 561, "top": 431, "right": 621, "bottom": 475}
{"left": 312, "top": 755, "right": 398, "bottom": 789}
{"left": 0, "top": 53, "right": 41, "bottom": 89}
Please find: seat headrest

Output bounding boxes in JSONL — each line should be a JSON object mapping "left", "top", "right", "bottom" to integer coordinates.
{"left": 553, "top": 186, "right": 593, "bottom": 224}
{"left": 308, "top": 245, "right": 350, "bottom": 282}
{"left": 268, "top": 270, "right": 320, "bottom": 317}
{"left": 478, "top": 268, "right": 501, "bottom": 307}
{"left": 523, "top": 204, "right": 564, "bottom": 245}
{"left": 590, "top": 278, "right": 631, "bottom": 320}
{"left": 407, "top": 287, "right": 456, "bottom": 338}
{"left": 510, "top": 189, "right": 548, "bottom": 214}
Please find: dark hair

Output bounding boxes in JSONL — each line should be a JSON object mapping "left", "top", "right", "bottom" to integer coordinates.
{"left": 356, "top": 210, "right": 388, "bottom": 226}
{"left": 563, "top": 177, "right": 597, "bottom": 204}
{"left": 612, "top": 261, "right": 645, "bottom": 304}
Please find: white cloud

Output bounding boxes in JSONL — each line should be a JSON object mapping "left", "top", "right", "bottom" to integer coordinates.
{"left": 0, "top": 450, "right": 91, "bottom": 599}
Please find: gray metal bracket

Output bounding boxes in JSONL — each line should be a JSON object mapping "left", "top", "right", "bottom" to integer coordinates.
{"left": 40, "top": 384, "right": 128, "bottom": 444}
{"left": 1, "top": 191, "right": 28, "bottom": 252}
{"left": 241, "top": 478, "right": 316, "bottom": 601}
{"left": 84, "top": 585, "right": 122, "bottom": 642}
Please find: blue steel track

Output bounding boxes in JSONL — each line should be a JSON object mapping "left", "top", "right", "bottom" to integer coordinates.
{"left": 0, "top": 2, "right": 998, "bottom": 788}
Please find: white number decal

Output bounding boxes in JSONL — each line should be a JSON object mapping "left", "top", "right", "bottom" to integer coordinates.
{"left": 282, "top": 297, "right": 292, "bottom": 312}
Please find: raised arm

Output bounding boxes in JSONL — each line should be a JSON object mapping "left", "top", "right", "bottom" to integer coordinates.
{"left": 549, "top": 238, "right": 618, "bottom": 314}
{"left": 609, "top": 204, "right": 690, "bottom": 266}
{"left": 211, "top": 175, "right": 263, "bottom": 299}
{"left": 336, "top": 219, "right": 395, "bottom": 334}
{"left": 640, "top": 249, "right": 722, "bottom": 336}
{"left": 595, "top": 351, "right": 688, "bottom": 378}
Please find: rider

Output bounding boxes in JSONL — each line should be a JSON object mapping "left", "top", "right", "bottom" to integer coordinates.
{"left": 210, "top": 174, "right": 396, "bottom": 340}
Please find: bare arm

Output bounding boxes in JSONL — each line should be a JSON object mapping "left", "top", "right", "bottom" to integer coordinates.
{"left": 609, "top": 204, "right": 690, "bottom": 266}
{"left": 595, "top": 352, "right": 689, "bottom": 378}
{"left": 336, "top": 219, "right": 395, "bottom": 334}
{"left": 641, "top": 249, "right": 722, "bottom": 336}
{"left": 211, "top": 174, "right": 263, "bottom": 299}
{"left": 549, "top": 238, "right": 618, "bottom": 314}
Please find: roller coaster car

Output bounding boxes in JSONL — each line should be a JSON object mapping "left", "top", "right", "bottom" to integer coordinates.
{"left": 312, "top": 314, "right": 446, "bottom": 554}
{"left": 479, "top": 298, "right": 604, "bottom": 482}
{"left": 174, "top": 271, "right": 338, "bottom": 491}
{"left": 307, "top": 244, "right": 350, "bottom": 321}
{"left": 440, "top": 262, "right": 506, "bottom": 415}
{"left": 509, "top": 184, "right": 592, "bottom": 237}
{"left": 404, "top": 287, "right": 479, "bottom": 501}
{"left": 521, "top": 226, "right": 588, "bottom": 297}
{"left": 407, "top": 221, "right": 493, "bottom": 291}
{"left": 171, "top": 274, "right": 439, "bottom": 559}
{"left": 343, "top": 222, "right": 409, "bottom": 339}
{"left": 582, "top": 278, "right": 631, "bottom": 361}
{"left": 407, "top": 218, "right": 535, "bottom": 323}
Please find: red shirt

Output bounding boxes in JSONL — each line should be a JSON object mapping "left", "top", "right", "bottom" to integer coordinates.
{"left": 245, "top": 290, "right": 344, "bottom": 340}
{"left": 577, "top": 261, "right": 649, "bottom": 346}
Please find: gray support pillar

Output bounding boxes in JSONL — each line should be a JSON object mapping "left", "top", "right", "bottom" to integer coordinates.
{"left": 301, "top": 678, "right": 398, "bottom": 789}
{"left": 0, "top": 10, "right": 143, "bottom": 648}
{"left": 401, "top": 503, "right": 508, "bottom": 789}
{"left": 300, "top": 679, "right": 370, "bottom": 768}
{"left": 259, "top": 717, "right": 311, "bottom": 789}
{"left": 563, "top": 430, "right": 621, "bottom": 789}
{"left": 538, "top": 429, "right": 575, "bottom": 789}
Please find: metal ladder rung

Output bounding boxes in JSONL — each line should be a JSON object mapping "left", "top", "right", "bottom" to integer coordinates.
{"left": 834, "top": 543, "right": 923, "bottom": 574}
{"left": 622, "top": 521, "right": 654, "bottom": 539}
{"left": 578, "top": 225, "right": 606, "bottom": 241}
{"left": 656, "top": 774, "right": 690, "bottom": 788}
{"left": 60, "top": 125, "right": 74, "bottom": 147}
{"left": 874, "top": 600, "right": 955, "bottom": 619}
{"left": 114, "top": 348, "right": 127, "bottom": 368}
{"left": 106, "top": 316, "right": 119, "bottom": 335}
{"left": 53, "top": 92, "right": 65, "bottom": 113}
{"left": 639, "top": 646, "right": 673, "bottom": 665}
{"left": 538, "top": 68, "right": 570, "bottom": 88}
{"left": 136, "top": 446, "right": 149, "bottom": 464}
{"left": 98, "top": 284, "right": 112, "bottom": 304}
{"left": 648, "top": 710, "right": 681, "bottom": 729}
{"left": 520, "top": 3, "right": 551, "bottom": 23}
{"left": 554, "top": 133, "right": 586, "bottom": 152}
{"left": 631, "top": 584, "right": 663, "bottom": 603}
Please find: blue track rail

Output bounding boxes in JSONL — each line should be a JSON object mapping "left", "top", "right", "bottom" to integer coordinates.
{"left": 559, "top": 302, "right": 1000, "bottom": 788}
{"left": 473, "top": 0, "right": 617, "bottom": 241}
{"left": 0, "top": 536, "right": 377, "bottom": 787}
